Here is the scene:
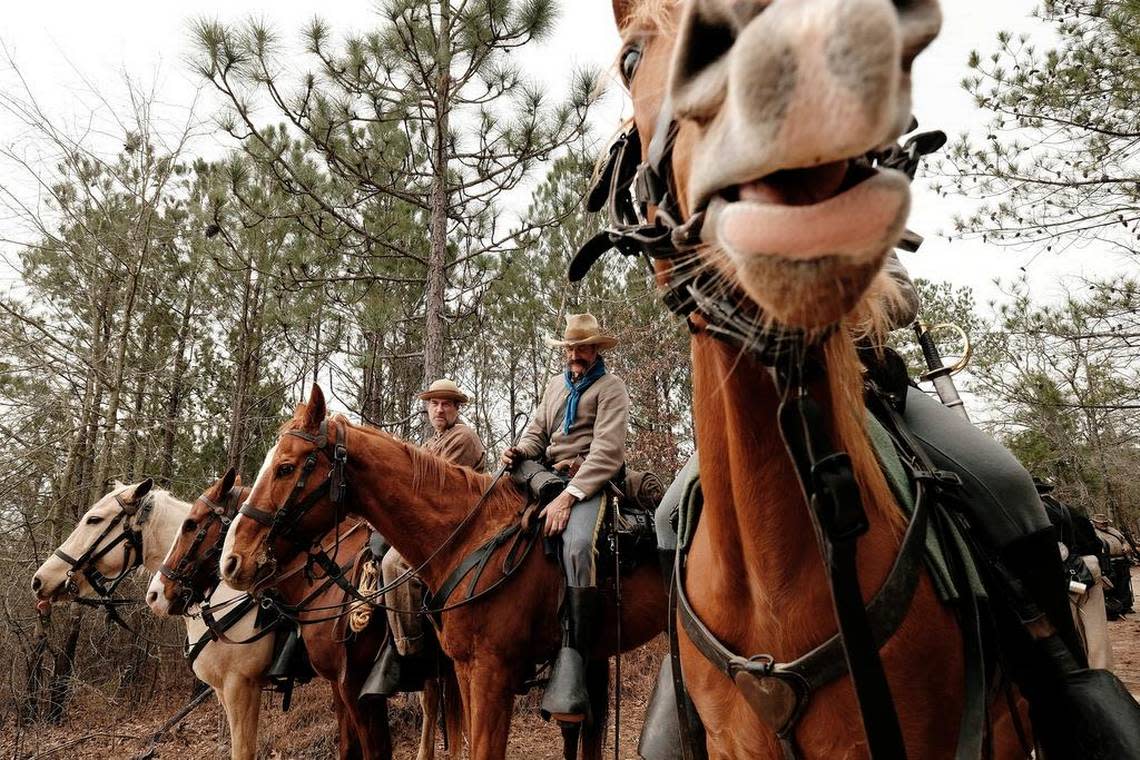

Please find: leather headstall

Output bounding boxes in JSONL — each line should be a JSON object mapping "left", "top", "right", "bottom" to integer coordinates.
{"left": 238, "top": 418, "right": 349, "bottom": 557}
{"left": 53, "top": 489, "right": 155, "bottom": 613}
{"left": 158, "top": 485, "right": 243, "bottom": 608}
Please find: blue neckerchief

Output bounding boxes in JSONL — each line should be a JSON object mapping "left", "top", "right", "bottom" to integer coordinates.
{"left": 562, "top": 357, "right": 607, "bottom": 435}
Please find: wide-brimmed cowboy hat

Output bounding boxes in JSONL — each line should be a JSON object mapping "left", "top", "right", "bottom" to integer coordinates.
{"left": 417, "top": 379, "right": 470, "bottom": 404}
{"left": 543, "top": 313, "right": 618, "bottom": 351}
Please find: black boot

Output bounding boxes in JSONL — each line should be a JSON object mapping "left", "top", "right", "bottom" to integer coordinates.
{"left": 1024, "top": 635, "right": 1140, "bottom": 759}
{"left": 997, "top": 530, "right": 1140, "bottom": 758}
{"left": 541, "top": 587, "right": 599, "bottom": 723}
{"left": 359, "top": 639, "right": 402, "bottom": 701}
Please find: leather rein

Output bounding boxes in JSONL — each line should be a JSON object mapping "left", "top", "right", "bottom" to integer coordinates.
{"left": 572, "top": 101, "right": 957, "bottom": 758}
{"left": 229, "top": 418, "right": 542, "bottom": 629}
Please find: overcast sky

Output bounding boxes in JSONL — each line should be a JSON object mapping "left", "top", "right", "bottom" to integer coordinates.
{"left": 1, "top": 0, "right": 1129, "bottom": 313}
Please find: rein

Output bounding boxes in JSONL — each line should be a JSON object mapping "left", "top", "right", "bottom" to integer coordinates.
{"left": 573, "top": 103, "right": 952, "bottom": 757}
{"left": 234, "top": 419, "right": 541, "bottom": 629}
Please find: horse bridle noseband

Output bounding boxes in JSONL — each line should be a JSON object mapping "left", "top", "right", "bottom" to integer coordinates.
{"left": 238, "top": 419, "right": 349, "bottom": 561}
{"left": 53, "top": 490, "right": 154, "bottom": 605}
{"left": 573, "top": 85, "right": 951, "bottom": 758}
{"left": 158, "top": 486, "right": 243, "bottom": 608}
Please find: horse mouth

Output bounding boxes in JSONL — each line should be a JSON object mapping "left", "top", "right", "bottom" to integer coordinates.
{"left": 703, "top": 159, "right": 909, "bottom": 265}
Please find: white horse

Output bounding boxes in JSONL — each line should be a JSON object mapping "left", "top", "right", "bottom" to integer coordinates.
{"left": 31, "top": 479, "right": 273, "bottom": 760}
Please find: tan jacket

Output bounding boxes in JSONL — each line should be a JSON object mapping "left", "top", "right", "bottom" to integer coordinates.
{"left": 426, "top": 421, "right": 487, "bottom": 472}
{"left": 516, "top": 372, "right": 630, "bottom": 499}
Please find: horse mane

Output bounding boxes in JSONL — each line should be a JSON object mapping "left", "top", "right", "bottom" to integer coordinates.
{"left": 823, "top": 333, "right": 907, "bottom": 536}
{"left": 279, "top": 411, "right": 523, "bottom": 522}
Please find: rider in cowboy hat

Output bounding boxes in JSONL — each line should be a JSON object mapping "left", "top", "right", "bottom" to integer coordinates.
{"left": 501, "top": 313, "right": 630, "bottom": 722}
{"left": 363, "top": 379, "right": 486, "bottom": 697}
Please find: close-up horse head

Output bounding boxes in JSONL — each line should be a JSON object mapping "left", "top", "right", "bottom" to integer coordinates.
{"left": 220, "top": 385, "right": 346, "bottom": 591}
{"left": 615, "top": 0, "right": 940, "bottom": 330}
{"left": 147, "top": 468, "right": 243, "bottom": 616}
{"left": 31, "top": 479, "right": 155, "bottom": 608}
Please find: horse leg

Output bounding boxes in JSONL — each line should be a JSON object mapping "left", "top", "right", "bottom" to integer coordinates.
{"left": 220, "top": 676, "right": 262, "bottom": 760}
{"left": 455, "top": 659, "right": 513, "bottom": 760}
{"left": 331, "top": 686, "right": 363, "bottom": 760}
{"left": 579, "top": 659, "right": 609, "bottom": 760}
{"left": 560, "top": 723, "right": 581, "bottom": 760}
{"left": 359, "top": 694, "right": 394, "bottom": 760}
{"left": 417, "top": 678, "right": 440, "bottom": 760}
{"left": 441, "top": 663, "right": 466, "bottom": 758}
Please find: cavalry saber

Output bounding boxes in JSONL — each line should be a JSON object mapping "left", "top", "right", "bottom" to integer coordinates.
{"left": 913, "top": 319, "right": 972, "bottom": 422}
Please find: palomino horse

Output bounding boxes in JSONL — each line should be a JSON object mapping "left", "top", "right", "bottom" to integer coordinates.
{"left": 219, "top": 387, "right": 668, "bottom": 760}
{"left": 147, "top": 470, "right": 458, "bottom": 760}
{"left": 602, "top": 0, "right": 1030, "bottom": 757}
{"left": 31, "top": 480, "right": 272, "bottom": 760}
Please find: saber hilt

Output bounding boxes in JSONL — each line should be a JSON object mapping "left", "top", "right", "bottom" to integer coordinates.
{"left": 913, "top": 319, "right": 972, "bottom": 422}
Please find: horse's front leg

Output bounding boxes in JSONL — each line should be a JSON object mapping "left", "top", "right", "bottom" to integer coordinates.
{"left": 417, "top": 677, "right": 440, "bottom": 760}
{"left": 220, "top": 674, "right": 262, "bottom": 760}
{"left": 454, "top": 658, "right": 514, "bottom": 760}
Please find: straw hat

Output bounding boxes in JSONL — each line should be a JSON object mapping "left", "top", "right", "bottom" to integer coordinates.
{"left": 543, "top": 313, "right": 618, "bottom": 350}
{"left": 417, "top": 379, "right": 470, "bottom": 404}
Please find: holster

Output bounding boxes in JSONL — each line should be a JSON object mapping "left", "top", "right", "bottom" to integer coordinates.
{"left": 510, "top": 459, "right": 566, "bottom": 506}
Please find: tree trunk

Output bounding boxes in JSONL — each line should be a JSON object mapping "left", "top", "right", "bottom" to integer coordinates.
{"left": 422, "top": 2, "right": 453, "bottom": 413}
{"left": 160, "top": 272, "right": 196, "bottom": 485}
{"left": 45, "top": 604, "right": 83, "bottom": 724}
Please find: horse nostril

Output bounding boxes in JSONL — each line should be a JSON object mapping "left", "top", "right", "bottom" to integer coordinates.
{"left": 31, "top": 576, "right": 41, "bottom": 592}
{"left": 146, "top": 590, "right": 158, "bottom": 605}
{"left": 222, "top": 554, "right": 240, "bottom": 579}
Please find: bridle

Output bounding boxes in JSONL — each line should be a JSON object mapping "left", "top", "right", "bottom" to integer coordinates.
{"left": 158, "top": 485, "right": 244, "bottom": 609}
{"left": 573, "top": 51, "right": 952, "bottom": 760}
{"left": 53, "top": 490, "right": 154, "bottom": 614}
{"left": 237, "top": 418, "right": 349, "bottom": 568}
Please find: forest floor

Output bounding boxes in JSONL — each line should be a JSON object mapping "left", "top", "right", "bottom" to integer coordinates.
{"left": 7, "top": 567, "right": 1140, "bottom": 759}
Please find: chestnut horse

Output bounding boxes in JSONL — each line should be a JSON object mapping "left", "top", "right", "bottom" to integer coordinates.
{"left": 605, "top": 0, "right": 1027, "bottom": 757}
{"left": 147, "top": 470, "right": 455, "bottom": 760}
{"left": 219, "top": 387, "right": 668, "bottom": 760}
{"left": 30, "top": 481, "right": 272, "bottom": 760}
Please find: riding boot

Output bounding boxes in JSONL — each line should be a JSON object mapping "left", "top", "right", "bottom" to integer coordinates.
{"left": 541, "top": 586, "right": 600, "bottom": 723}
{"left": 359, "top": 639, "right": 402, "bottom": 701}
{"left": 996, "top": 529, "right": 1140, "bottom": 758}
{"left": 1022, "top": 635, "right": 1140, "bottom": 759}
{"left": 999, "top": 527, "right": 1087, "bottom": 667}
{"left": 639, "top": 659, "right": 686, "bottom": 760}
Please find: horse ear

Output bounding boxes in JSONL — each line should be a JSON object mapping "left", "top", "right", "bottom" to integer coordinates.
{"left": 220, "top": 467, "right": 237, "bottom": 495}
{"left": 132, "top": 478, "right": 154, "bottom": 502}
{"left": 304, "top": 385, "right": 327, "bottom": 431}
{"left": 612, "top": 0, "right": 635, "bottom": 28}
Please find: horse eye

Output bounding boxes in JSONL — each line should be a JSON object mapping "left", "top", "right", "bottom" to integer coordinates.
{"left": 182, "top": 519, "right": 197, "bottom": 533}
{"left": 86, "top": 515, "right": 103, "bottom": 525}
{"left": 276, "top": 463, "right": 296, "bottom": 478}
{"left": 620, "top": 46, "right": 642, "bottom": 85}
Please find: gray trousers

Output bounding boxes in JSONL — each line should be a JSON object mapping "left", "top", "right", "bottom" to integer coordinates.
{"left": 653, "top": 388, "right": 1048, "bottom": 553}
{"left": 562, "top": 493, "right": 606, "bottom": 588}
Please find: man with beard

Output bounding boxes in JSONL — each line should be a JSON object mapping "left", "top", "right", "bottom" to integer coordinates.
{"left": 366, "top": 379, "right": 486, "bottom": 696}
{"left": 501, "top": 313, "right": 630, "bottom": 722}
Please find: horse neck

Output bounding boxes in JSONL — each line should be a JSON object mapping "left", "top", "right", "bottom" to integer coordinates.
{"left": 689, "top": 333, "right": 902, "bottom": 637}
{"left": 140, "top": 492, "right": 191, "bottom": 574}
{"left": 343, "top": 424, "right": 513, "bottom": 590}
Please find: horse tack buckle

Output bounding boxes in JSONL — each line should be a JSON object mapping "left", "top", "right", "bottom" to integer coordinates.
{"left": 730, "top": 657, "right": 803, "bottom": 734}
